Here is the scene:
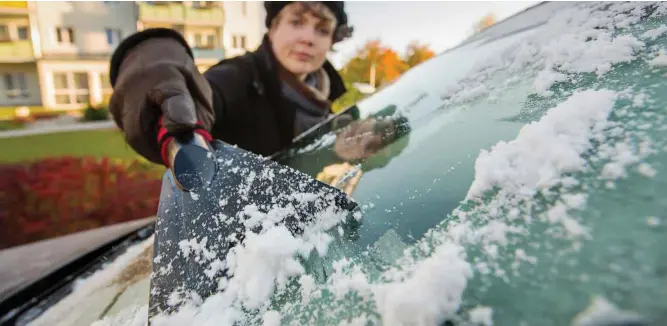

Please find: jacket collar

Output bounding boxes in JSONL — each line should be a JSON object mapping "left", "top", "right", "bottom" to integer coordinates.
{"left": 254, "top": 34, "right": 347, "bottom": 102}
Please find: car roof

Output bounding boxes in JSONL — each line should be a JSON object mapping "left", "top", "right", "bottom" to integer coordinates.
{"left": 0, "top": 217, "right": 155, "bottom": 305}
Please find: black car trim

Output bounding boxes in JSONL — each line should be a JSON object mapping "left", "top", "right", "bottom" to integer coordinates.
{"left": 0, "top": 224, "right": 155, "bottom": 326}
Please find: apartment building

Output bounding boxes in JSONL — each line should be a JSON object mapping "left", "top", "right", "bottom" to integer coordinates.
{"left": 0, "top": 1, "right": 264, "bottom": 113}
{"left": 36, "top": 1, "right": 137, "bottom": 109}
{"left": 0, "top": 1, "right": 41, "bottom": 108}
{"left": 137, "top": 1, "right": 226, "bottom": 73}
{"left": 222, "top": 1, "right": 265, "bottom": 58}
{"left": 0, "top": 1, "right": 134, "bottom": 110}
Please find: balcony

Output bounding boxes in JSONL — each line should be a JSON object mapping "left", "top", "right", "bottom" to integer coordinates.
{"left": 0, "top": 40, "right": 34, "bottom": 62}
{"left": 184, "top": 6, "right": 224, "bottom": 25}
{"left": 139, "top": 3, "right": 224, "bottom": 26}
{"left": 192, "top": 48, "right": 224, "bottom": 60}
{"left": 0, "top": 1, "right": 29, "bottom": 15}
{"left": 138, "top": 2, "right": 186, "bottom": 24}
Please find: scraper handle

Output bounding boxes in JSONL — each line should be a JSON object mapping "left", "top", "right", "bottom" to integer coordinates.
{"left": 166, "top": 132, "right": 217, "bottom": 192}
{"left": 157, "top": 115, "right": 217, "bottom": 192}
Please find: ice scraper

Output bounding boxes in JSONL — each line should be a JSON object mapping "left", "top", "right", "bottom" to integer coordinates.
{"left": 148, "top": 131, "right": 359, "bottom": 321}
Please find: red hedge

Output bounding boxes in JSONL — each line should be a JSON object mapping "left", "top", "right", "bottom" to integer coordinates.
{"left": 0, "top": 157, "right": 163, "bottom": 249}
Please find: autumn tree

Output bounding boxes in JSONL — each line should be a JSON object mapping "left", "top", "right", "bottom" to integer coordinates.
{"left": 332, "top": 40, "right": 406, "bottom": 112}
{"left": 333, "top": 40, "right": 435, "bottom": 112}
{"left": 339, "top": 40, "right": 408, "bottom": 88}
{"left": 404, "top": 41, "right": 435, "bottom": 68}
{"left": 473, "top": 13, "right": 496, "bottom": 34}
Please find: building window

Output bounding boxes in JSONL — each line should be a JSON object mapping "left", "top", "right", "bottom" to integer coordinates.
{"left": 192, "top": 1, "right": 211, "bottom": 9}
{"left": 241, "top": 2, "right": 247, "bottom": 16}
{"left": 100, "top": 73, "right": 113, "bottom": 103}
{"left": 232, "top": 35, "right": 247, "bottom": 49}
{"left": 0, "top": 25, "right": 29, "bottom": 41}
{"left": 3, "top": 73, "right": 29, "bottom": 99}
{"left": 192, "top": 32, "right": 217, "bottom": 49}
{"left": 0, "top": 25, "right": 9, "bottom": 41}
{"left": 193, "top": 33, "right": 203, "bottom": 47}
{"left": 55, "top": 27, "right": 75, "bottom": 44}
{"left": 17, "top": 26, "right": 29, "bottom": 40}
{"left": 100, "top": 73, "right": 111, "bottom": 91}
{"left": 231, "top": 35, "right": 247, "bottom": 49}
{"left": 105, "top": 28, "right": 122, "bottom": 45}
{"left": 53, "top": 72, "right": 90, "bottom": 105}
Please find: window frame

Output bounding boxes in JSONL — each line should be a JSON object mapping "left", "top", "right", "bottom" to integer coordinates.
{"left": 52, "top": 71, "right": 90, "bottom": 106}
{"left": 0, "top": 24, "right": 10, "bottom": 41}
{"left": 105, "top": 28, "right": 122, "bottom": 45}
{"left": 3, "top": 73, "right": 29, "bottom": 99}
{"left": 55, "top": 27, "right": 75, "bottom": 45}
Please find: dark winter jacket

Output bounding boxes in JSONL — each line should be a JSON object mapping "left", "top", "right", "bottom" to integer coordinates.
{"left": 109, "top": 28, "right": 348, "bottom": 165}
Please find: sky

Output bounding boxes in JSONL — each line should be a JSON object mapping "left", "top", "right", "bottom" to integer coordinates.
{"left": 328, "top": 1, "right": 539, "bottom": 68}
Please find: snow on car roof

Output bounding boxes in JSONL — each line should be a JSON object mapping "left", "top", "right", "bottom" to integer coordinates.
{"left": 28, "top": 237, "right": 154, "bottom": 326}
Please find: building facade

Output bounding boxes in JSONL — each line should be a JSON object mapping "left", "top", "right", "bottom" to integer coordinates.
{"left": 221, "top": 1, "right": 265, "bottom": 58}
{"left": 0, "top": 1, "right": 264, "bottom": 113}
{"left": 0, "top": 1, "right": 41, "bottom": 108}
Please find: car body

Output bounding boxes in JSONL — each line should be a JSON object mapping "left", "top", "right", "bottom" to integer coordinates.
{"left": 3, "top": 1, "right": 667, "bottom": 325}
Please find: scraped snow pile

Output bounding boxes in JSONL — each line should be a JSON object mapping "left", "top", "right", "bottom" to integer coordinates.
{"left": 466, "top": 90, "right": 617, "bottom": 201}
{"left": 86, "top": 2, "right": 667, "bottom": 326}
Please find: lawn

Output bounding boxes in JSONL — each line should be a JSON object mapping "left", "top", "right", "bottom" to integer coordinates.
{"left": 0, "top": 128, "right": 152, "bottom": 164}
{"left": 0, "top": 127, "right": 166, "bottom": 249}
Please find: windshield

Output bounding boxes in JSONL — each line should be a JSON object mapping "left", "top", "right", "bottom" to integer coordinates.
{"left": 267, "top": 2, "right": 667, "bottom": 325}
{"left": 277, "top": 28, "right": 539, "bottom": 249}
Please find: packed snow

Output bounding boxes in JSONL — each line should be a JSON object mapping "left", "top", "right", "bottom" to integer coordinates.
{"left": 641, "top": 24, "right": 667, "bottom": 40}
{"left": 571, "top": 296, "right": 645, "bottom": 326}
{"left": 533, "top": 69, "right": 567, "bottom": 96}
{"left": 646, "top": 216, "right": 661, "bottom": 227}
{"left": 91, "top": 305, "right": 148, "bottom": 326}
{"left": 636, "top": 162, "right": 658, "bottom": 177}
{"left": 648, "top": 52, "right": 667, "bottom": 66}
{"left": 468, "top": 306, "right": 494, "bottom": 326}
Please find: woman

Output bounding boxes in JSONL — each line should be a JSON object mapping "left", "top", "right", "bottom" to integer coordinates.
{"left": 109, "top": 1, "right": 354, "bottom": 166}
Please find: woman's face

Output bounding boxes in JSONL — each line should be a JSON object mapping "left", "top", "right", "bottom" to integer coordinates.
{"left": 269, "top": 3, "right": 336, "bottom": 79}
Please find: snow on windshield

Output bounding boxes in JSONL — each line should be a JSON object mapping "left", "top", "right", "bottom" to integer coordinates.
{"left": 89, "top": 2, "right": 667, "bottom": 325}
{"left": 29, "top": 237, "right": 154, "bottom": 326}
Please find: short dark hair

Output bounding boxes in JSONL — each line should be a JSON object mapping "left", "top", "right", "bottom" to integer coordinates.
{"left": 265, "top": 1, "right": 353, "bottom": 43}
{"left": 269, "top": 2, "right": 337, "bottom": 29}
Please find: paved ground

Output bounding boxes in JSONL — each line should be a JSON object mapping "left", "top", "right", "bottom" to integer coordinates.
{"left": 0, "top": 217, "right": 155, "bottom": 304}
{"left": 0, "top": 120, "right": 116, "bottom": 139}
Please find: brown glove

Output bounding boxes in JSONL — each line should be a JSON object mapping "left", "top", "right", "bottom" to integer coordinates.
{"left": 109, "top": 28, "right": 215, "bottom": 165}
{"left": 333, "top": 118, "right": 396, "bottom": 161}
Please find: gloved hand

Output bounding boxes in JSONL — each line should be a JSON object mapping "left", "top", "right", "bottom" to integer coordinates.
{"left": 333, "top": 118, "right": 396, "bottom": 161}
{"left": 109, "top": 29, "right": 215, "bottom": 165}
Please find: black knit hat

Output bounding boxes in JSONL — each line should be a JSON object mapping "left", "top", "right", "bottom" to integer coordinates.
{"left": 264, "top": 1, "right": 353, "bottom": 43}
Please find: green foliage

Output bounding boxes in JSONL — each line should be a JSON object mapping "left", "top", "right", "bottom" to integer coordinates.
{"left": 0, "top": 120, "right": 26, "bottom": 131}
{"left": 82, "top": 104, "right": 110, "bottom": 122}
{"left": 332, "top": 80, "right": 366, "bottom": 113}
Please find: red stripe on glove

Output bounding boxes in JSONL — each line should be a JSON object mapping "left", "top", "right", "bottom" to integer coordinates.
{"left": 157, "top": 117, "right": 212, "bottom": 167}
